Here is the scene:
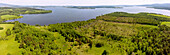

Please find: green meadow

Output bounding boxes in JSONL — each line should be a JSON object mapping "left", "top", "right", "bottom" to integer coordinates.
{"left": 162, "top": 22, "right": 170, "bottom": 27}
{"left": 1, "top": 15, "right": 23, "bottom": 20}
{"left": 0, "top": 24, "right": 14, "bottom": 37}
{"left": 0, "top": 35, "right": 21, "bottom": 55}
{"left": 0, "top": 24, "right": 20, "bottom": 55}
{"left": 148, "top": 14, "right": 170, "bottom": 18}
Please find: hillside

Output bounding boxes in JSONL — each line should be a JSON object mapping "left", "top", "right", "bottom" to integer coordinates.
{"left": 0, "top": 12, "right": 169, "bottom": 55}
{"left": 0, "top": 3, "right": 18, "bottom": 7}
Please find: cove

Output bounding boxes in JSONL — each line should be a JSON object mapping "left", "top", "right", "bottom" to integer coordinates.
{"left": 5, "top": 6, "right": 170, "bottom": 25}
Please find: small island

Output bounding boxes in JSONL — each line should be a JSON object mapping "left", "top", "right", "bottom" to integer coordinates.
{"left": 65, "top": 6, "right": 123, "bottom": 9}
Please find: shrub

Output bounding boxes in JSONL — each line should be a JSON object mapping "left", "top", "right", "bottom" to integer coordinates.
{"left": 102, "top": 50, "right": 109, "bottom": 55}
{"left": 0, "top": 27, "right": 3, "bottom": 30}
{"left": 95, "top": 43, "right": 104, "bottom": 47}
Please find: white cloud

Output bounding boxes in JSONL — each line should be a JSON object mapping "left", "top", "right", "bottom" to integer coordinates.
{"left": 1, "top": 0, "right": 170, "bottom": 6}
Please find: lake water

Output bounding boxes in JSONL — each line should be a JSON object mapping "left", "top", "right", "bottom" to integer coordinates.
{"left": 6, "top": 6, "right": 170, "bottom": 25}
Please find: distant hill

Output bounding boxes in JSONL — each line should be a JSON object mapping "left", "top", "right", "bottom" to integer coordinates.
{"left": 0, "top": 3, "right": 17, "bottom": 7}
{"left": 1, "top": 3, "right": 170, "bottom": 10}
{"left": 0, "top": 3, "right": 58, "bottom": 8}
{"left": 140, "top": 3, "right": 170, "bottom": 10}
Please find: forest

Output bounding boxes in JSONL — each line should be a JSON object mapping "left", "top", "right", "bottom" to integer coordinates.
{"left": 0, "top": 8, "right": 170, "bottom": 55}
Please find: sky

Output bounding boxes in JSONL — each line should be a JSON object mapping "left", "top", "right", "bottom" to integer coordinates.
{"left": 1, "top": 0, "right": 170, "bottom": 6}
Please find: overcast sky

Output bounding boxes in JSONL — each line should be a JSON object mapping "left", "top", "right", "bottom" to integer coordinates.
{"left": 1, "top": 0, "right": 170, "bottom": 6}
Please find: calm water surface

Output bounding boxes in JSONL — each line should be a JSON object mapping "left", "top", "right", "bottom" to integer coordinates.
{"left": 6, "top": 6, "right": 170, "bottom": 25}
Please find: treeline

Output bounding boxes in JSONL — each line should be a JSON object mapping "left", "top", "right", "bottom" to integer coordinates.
{"left": 0, "top": 7, "right": 51, "bottom": 15}
{"left": 66, "top": 6, "right": 122, "bottom": 9}
{"left": 48, "top": 20, "right": 95, "bottom": 44}
{"left": 96, "top": 12, "right": 170, "bottom": 25}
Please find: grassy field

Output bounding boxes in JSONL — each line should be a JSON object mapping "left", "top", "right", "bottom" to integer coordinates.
{"left": 25, "top": 10, "right": 52, "bottom": 14}
{"left": 0, "top": 24, "right": 14, "bottom": 37}
{"left": 1, "top": 15, "right": 23, "bottom": 20}
{"left": 0, "top": 35, "right": 21, "bottom": 55}
{"left": 0, "top": 24, "right": 21, "bottom": 55}
{"left": 162, "top": 22, "right": 170, "bottom": 27}
{"left": 148, "top": 14, "right": 170, "bottom": 18}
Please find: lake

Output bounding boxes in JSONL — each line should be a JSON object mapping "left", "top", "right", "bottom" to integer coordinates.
{"left": 6, "top": 6, "right": 170, "bottom": 25}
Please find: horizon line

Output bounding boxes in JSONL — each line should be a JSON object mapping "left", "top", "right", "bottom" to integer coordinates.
{"left": 0, "top": 2, "right": 170, "bottom": 6}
